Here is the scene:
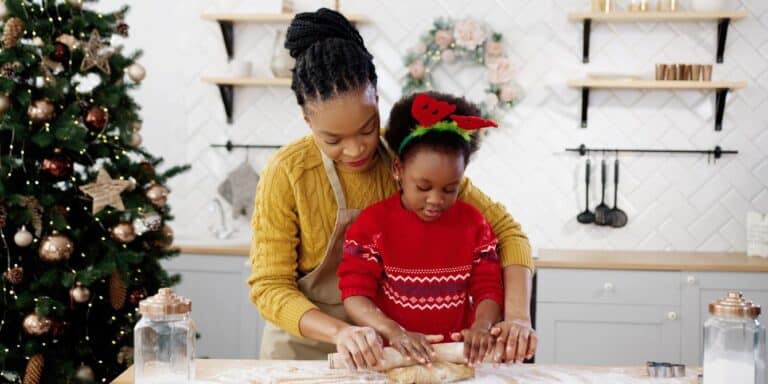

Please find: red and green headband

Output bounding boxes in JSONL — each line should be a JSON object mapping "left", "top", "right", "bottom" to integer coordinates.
{"left": 398, "top": 93, "right": 498, "bottom": 155}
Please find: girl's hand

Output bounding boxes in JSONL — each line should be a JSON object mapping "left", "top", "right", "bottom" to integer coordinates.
{"left": 386, "top": 327, "right": 443, "bottom": 366}
{"left": 334, "top": 325, "right": 385, "bottom": 370}
{"left": 451, "top": 323, "right": 494, "bottom": 366}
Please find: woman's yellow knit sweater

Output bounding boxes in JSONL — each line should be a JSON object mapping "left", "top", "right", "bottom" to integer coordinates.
{"left": 248, "top": 135, "right": 532, "bottom": 337}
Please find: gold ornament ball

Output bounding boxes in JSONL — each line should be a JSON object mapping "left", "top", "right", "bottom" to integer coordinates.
{"left": 14, "top": 226, "right": 33, "bottom": 247}
{"left": 0, "top": 94, "right": 10, "bottom": 114}
{"left": 125, "top": 63, "right": 146, "bottom": 83}
{"left": 70, "top": 284, "right": 91, "bottom": 303}
{"left": 84, "top": 106, "right": 109, "bottom": 132}
{"left": 130, "top": 131, "right": 142, "bottom": 148}
{"left": 111, "top": 222, "right": 136, "bottom": 243}
{"left": 38, "top": 233, "right": 74, "bottom": 263}
{"left": 23, "top": 313, "right": 52, "bottom": 336}
{"left": 75, "top": 365, "right": 94, "bottom": 381}
{"left": 145, "top": 184, "right": 168, "bottom": 208}
{"left": 131, "top": 121, "right": 142, "bottom": 132}
{"left": 27, "top": 99, "right": 55, "bottom": 123}
{"left": 67, "top": 0, "right": 82, "bottom": 8}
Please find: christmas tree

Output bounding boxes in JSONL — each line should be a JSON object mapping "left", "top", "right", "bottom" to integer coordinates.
{"left": 0, "top": 0, "right": 188, "bottom": 382}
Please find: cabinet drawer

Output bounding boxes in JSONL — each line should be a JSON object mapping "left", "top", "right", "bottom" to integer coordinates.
{"left": 537, "top": 268, "right": 680, "bottom": 306}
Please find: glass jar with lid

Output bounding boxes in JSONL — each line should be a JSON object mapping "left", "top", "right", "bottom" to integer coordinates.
{"left": 134, "top": 288, "right": 195, "bottom": 383}
{"left": 702, "top": 291, "right": 765, "bottom": 384}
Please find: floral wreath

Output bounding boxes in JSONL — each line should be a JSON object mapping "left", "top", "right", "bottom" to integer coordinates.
{"left": 402, "top": 18, "right": 523, "bottom": 118}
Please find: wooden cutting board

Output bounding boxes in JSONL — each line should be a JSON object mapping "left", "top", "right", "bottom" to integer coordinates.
{"left": 111, "top": 359, "right": 700, "bottom": 383}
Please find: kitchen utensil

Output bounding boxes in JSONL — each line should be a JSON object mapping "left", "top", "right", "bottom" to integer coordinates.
{"left": 594, "top": 158, "right": 612, "bottom": 226}
{"left": 609, "top": 158, "right": 628, "bottom": 228}
{"left": 577, "top": 159, "right": 595, "bottom": 224}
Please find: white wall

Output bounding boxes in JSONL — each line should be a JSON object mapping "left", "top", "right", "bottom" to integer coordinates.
{"left": 98, "top": 0, "right": 768, "bottom": 253}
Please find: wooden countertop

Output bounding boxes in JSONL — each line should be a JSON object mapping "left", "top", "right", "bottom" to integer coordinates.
{"left": 177, "top": 244, "right": 768, "bottom": 272}
{"left": 537, "top": 249, "right": 768, "bottom": 272}
{"left": 111, "top": 359, "right": 699, "bottom": 383}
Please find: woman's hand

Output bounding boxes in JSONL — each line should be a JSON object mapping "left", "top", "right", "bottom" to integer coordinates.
{"left": 490, "top": 318, "right": 537, "bottom": 364}
{"left": 333, "top": 325, "right": 385, "bottom": 370}
{"left": 450, "top": 322, "right": 495, "bottom": 366}
{"left": 386, "top": 327, "right": 444, "bottom": 366}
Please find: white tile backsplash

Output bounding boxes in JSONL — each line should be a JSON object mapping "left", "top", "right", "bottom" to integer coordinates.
{"left": 99, "top": 0, "right": 768, "bottom": 251}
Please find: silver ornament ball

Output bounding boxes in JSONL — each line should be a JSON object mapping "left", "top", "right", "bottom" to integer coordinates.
{"left": 14, "top": 226, "right": 33, "bottom": 247}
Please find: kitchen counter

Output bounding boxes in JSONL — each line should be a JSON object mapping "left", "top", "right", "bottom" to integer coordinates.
{"left": 537, "top": 249, "right": 768, "bottom": 272}
{"left": 112, "top": 359, "right": 700, "bottom": 383}
{"left": 177, "top": 244, "right": 768, "bottom": 272}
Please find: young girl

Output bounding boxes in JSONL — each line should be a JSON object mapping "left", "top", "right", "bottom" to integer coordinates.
{"left": 338, "top": 92, "right": 503, "bottom": 367}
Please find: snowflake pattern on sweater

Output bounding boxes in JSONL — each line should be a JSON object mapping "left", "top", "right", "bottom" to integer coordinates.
{"left": 338, "top": 192, "right": 503, "bottom": 339}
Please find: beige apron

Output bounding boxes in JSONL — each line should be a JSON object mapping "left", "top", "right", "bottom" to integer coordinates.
{"left": 260, "top": 143, "right": 391, "bottom": 360}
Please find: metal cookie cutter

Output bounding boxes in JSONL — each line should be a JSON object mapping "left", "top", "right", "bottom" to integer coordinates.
{"left": 646, "top": 361, "right": 686, "bottom": 377}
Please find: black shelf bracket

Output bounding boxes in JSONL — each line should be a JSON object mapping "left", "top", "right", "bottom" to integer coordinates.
{"left": 716, "top": 18, "right": 730, "bottom": 63}
{"left": 567, "top": 143, "right": 738, "bottom": 161}
{"left": 211, "top": 140, "right": 282, "bottom": 152}
{"left": 714, "top": 88, "right": 728, "bottom": 131}
{"left": 582, "top": 19, "right": 592, "bottom": 63}
{"left": 216, "top": 84, "right": 235, "bottom": 124}
{"left": 580, "top": 87, "right": 590, "bottom": 128}
{"left": 578, "top": 86, "right": 731, "bottom": 131}
{"left": 580, "top": 17, "right": 736, "bottom": 64}
{"left": 218, "top": 21, "right": 235, "bottom": 60}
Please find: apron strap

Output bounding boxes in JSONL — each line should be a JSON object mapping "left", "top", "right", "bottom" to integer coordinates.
{"left": 320, "top": 151, "right": 348, "bottom": 210}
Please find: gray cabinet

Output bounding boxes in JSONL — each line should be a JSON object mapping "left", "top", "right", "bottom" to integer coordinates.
{"left": 536, "top": 268, "right": 768, "bottom": 366}
{"left": 161, "top": 254, "right": 264, "bottom": 359}
{"left": 537, "top": 302, "right": 682, "bottom": 365}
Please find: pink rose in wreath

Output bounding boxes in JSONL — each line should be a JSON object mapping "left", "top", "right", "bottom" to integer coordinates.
{"left": 499, "top": 84, "right": 517, "bottom": 102}
{"left": 453, "top": 19, "right": 486, "bottom": 50}
{"left": 409, "top": 60, "right": 426, "bottom": 80}
{"left": 487, "top": 57, "right": 515, "bottom": 84}
{"left": 434, "top": 29, "right": 453, "bottom": 49}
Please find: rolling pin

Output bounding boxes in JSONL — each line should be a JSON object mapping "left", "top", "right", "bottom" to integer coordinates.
{"left": 328, "top": 342, "right": 493, "bottom": 371}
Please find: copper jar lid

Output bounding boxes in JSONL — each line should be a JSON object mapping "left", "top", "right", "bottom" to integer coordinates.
{"left": 138, "top": 288, "right": 191, "bottom": 317}
{"left": 709, "top": 291, "right": 761, "bottom": 319}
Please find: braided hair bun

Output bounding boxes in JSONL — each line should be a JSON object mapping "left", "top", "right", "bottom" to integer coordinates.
{"left": 285, "top": 8, "right": 377, "bottom": 106}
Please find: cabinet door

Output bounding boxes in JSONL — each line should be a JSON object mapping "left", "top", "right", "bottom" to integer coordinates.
{"left": 239, "top": 257, "right": 266, "bottom": 358}
{"left": 537, "top": 303, "right": 682, "bottom": 365}
{"left": 680, "top": 271, "right": 768, "bottom": 365}
{"left": 162, "top": 254, "right": 260, "bottom": 359}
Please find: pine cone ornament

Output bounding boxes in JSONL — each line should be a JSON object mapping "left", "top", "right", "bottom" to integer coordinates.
{"left": 3, "top": 17, "right": 24, "bottom": 48}
{"left": 23, "top": 354, "right": 44, "bottom": 384}
{"left": 116, "top": 22, "right": 129, "bottom": 37}
{"left": 109, "top": 270, "right": 127, "bottom": 310}
{"left": 3, "top": 266, "right": 23, "bottom": 284}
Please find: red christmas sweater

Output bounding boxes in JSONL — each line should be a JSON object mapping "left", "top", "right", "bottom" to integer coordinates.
{"left": 338, "top": 192, "right": 503, "bottom": 340}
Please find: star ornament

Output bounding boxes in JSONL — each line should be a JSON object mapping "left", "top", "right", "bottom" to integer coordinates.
{"left": 79, "top": 169, "right": 131, "bottom": 214}
{"left": 80, "top": 30, "right": 112, "bottom": 75}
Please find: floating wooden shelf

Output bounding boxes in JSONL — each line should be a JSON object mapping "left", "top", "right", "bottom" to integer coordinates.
{"left": 568, "top": 10, "right": 747, "bottom": 22}
{"left": 203, "top": 13, "right": 369, "bottom": 60}
{"left": 567, "top": 79, "right": 746, "bottom": 90}
{"left": 567, "top": 79, "right": 747, "bottom": 131}
{"left": 568, "top": 10, "right": 747, "bottom": 63}
{"left": 201, "top": 77, "right": 292, "bottom": 123}
{"left": 202, "top": 77, "right": 291, "bottom": 86}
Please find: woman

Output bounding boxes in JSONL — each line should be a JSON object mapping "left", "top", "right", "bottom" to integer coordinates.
{"left": 247, "top": 8, "right": 536, "bottom": 370}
